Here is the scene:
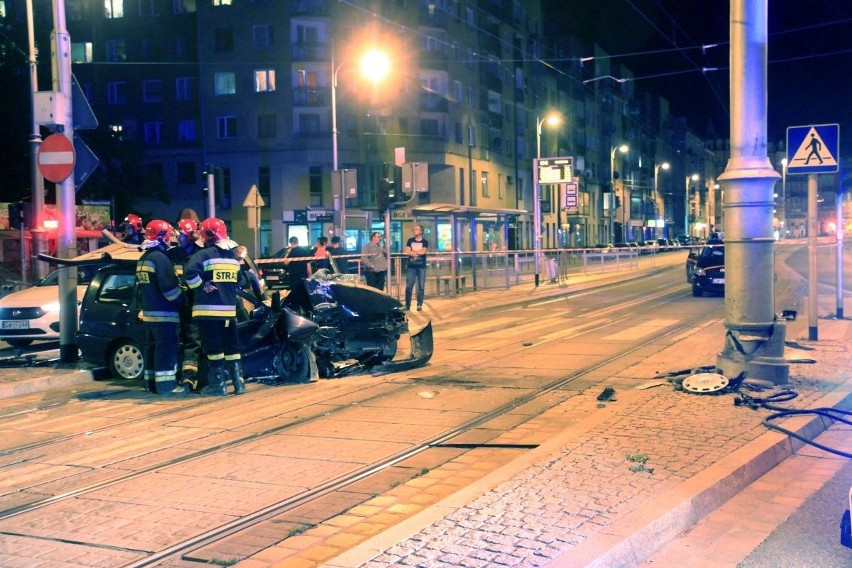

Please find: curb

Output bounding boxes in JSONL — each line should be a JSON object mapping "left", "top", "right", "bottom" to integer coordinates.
{"left": 322, "top": 378, "right": 852, "bottom": 568}
{"left": 0, "top": 367, "right": 97, "bottom": 400}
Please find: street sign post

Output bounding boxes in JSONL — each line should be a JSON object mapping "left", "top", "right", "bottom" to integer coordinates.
{"left": 243, "top": 184, "right": 265, "bottom": 256}
{"left": 37, "top": 133, "right": 75, "bottom": 183}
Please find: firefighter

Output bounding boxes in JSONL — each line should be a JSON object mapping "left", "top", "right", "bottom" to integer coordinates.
{"left": 168, "top": 218, "right": 203, "bottom": 394}
{"left": 136, "top": 220, "right": 184, "bottom": 394}
{"left": 184, "top": 218, "right": 245, "bottom": 396}
{"left": 122, "top": 214, "right": 144, "bottom": 245}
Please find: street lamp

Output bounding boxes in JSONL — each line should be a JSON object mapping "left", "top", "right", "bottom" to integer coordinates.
{"left": 331, "top": 48, "right": 390, "bottom": 239}
{"left": 653, "top": 162, "right": 670, "bottom": 238}
{"left": 533, "top": 113, "right": 561, "bottom": 286}
{"left": 610, "top": 144, "right": 628, "bottom": 244}
{"left": 685, "top": 173, "right": 699, "bottom": 238}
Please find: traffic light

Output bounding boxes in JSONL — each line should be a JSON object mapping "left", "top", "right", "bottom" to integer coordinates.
{"left": 379, "top": 178, "right": 398, "bottom": 209}
{"left": 8, "top": 202, "right": 24, "bottom": 230}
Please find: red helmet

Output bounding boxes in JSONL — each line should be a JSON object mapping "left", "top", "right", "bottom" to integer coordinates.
{"left": 124, "top": 214, "right": 143, "bottom": 231}
{"left": 200, "top": 217, "right": 228, "bottom": 243}
{"left": 144, "top": 220, "right": 172, "bottom": 242}
{"left": 176, "top": 218, "right": 198, "bottom": 236}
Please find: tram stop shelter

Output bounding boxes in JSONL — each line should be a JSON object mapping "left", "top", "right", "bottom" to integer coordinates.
{"left": 409, "top": 203, "right": 527, "bottom": 295}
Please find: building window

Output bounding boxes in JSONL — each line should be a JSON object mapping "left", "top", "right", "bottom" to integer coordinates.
{"left": 104, "top": 0, "right": 124, "bottom": 18}
{"left": 178, "top": 120, "right": 196, "bottom": 142}
{"left": 467, "top": 86, "right": 474, "bottom": 107}
{"left": 481, "top": 171, "right": 489, "bottom": 197}
{"left": 217, "top": 116, "right": 237, "bottom": 139}
{"left": 177, "top": 162, "right": 195, "bottom": 184}
{"left": 138, "top": 0, "right": 155, "bottom": 16}
{"left": 107, "top": 81, "right": 127, "bottom": 104}
{"left": 297, "top": 113, "right": 320, "bottom": 135}
{"left": 257, "top": 113, "right": 276, "bottom": 139}
{"left": 172, "top": 0, "right": 193, "bottom": 13}
{"left": 142, "top": 80, "right": 162, "bottom": 102}
{"left": 421, "top": 119, "right": 440, "bottom": 137}
{"left": 221, "top": 168, "right": 232, "bottom": 208}
{"left": 71, "top": 42, "right": 93, "bottom": 63}
{"left": 176, "top": 77, "right": 195, "bottom": 100}
{"left": 144, "top": 122, "right": 163, "bottom": 145}
{"left": 309, "top": 166, "right": 322, "bottom": 207}
{"left": 254, "top": 69, "right": 276, "bottom": 93}
{"left": 105, "top": 39, "right": 126, "bottom": 62}
{"left": 214, "top": 28, "right": 234, "bottom": 52}
{"left": 252, "top": 25, "right": 272, "bottom": 49}
{"left": 467, "top": 47, "right": 474, "bottom": 68}
{"left": 454, "top": 122, "right": 462, "bottom": 143}
{"left": 212, "top": 0, "right": 233, "bottom": 5}
{"left": 454, "top": 80, "right": 462, "bottom": 103}
{"left": 466, "top": 7, "right": 474, "bottom": 28}
{"left": 258, "top": 166, "right": 271, "bottom": 202}
{"left": 214, "top": 72, "right": 236, "bottom": 95}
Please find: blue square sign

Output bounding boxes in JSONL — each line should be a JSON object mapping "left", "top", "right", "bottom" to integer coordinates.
{"left": 786, "top": 124, "right": 839, "bottom": 175}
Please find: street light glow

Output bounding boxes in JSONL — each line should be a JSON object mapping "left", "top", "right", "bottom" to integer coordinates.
{"left": 359, "top": 49, "right": 391, "bottom": 83}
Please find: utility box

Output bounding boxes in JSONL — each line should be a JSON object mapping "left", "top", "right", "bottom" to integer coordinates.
{"left": 34, "top": 91, "right": 69, "bottom": 126}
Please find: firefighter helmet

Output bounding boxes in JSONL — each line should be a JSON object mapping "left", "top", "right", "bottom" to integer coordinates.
{"left": 124, "top": 214, "right": 143, "bottom": 231}
{"left": 144, "top": 220, "right": 172, "bottom": 243}
{"left": 200, "top": 217, "right": 228, "bottom": 243}
{"left": 176, "top": 218, "right": 198, "bottom": 236}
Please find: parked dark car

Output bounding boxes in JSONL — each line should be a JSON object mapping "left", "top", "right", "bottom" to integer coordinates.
{"left": 686, "top": 242, "right": 725, "bottom": 297}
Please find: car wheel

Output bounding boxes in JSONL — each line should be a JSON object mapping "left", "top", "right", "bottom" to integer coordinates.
{"left": 109, "top": 341, "right": 145, "bottom": 380}
{"left": 6, "top": 338, "right": 33, "bottom": 348}
{"left": 274, "top": 342, "right": 311, "bottom": 382}
{"left": 692, "top": 283, "right": 703, "bottom": 297}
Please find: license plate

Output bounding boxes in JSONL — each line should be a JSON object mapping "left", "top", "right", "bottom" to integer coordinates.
{"left": 1, "top": 320, "right": 29, "bottom": 329}
{"left": 712, "top": 278, "right": 725, "bottom": 285}
{"left": 266, "top": 275, "right": 279, "bottom": 280}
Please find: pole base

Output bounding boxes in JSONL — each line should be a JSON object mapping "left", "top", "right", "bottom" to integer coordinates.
{"left": 60, "top": 343, "right": 80, "bottom": 363}
{"left": 716, "top": 321, "right": 789, "bottom": 385}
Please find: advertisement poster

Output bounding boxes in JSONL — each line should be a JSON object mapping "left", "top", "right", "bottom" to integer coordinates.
{"left": 436, "top": 222, "right": 453, "bottom": 252}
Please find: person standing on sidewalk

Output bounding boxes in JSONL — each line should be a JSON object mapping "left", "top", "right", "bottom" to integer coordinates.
{"left": 361, "top": 231, "right": 388, "bottom": 290}
{"left": 184, "top": 218, "right": 244, "bottom": 396}
{"left": 136, "top": 220, "right": 184, "bottom": 395}
{"left": 404, "top": 224, "right": 429, "bottom": 311}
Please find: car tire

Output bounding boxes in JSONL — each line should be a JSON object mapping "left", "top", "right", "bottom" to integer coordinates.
{"left": 692, "top": 283, "right": 703, "bottom": 297}
{"left": 109, "top": 341, "right": 145, "bottom": 380}
{"left": 6, "top": 338, "right": 34, "bottom": 348}
{"left": 274, "top": 342, "right": 311, "bottom": 382}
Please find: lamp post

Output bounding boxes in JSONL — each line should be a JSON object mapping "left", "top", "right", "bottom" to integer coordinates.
{"left": 653, "top": 162, "right": 670, "bottom": 238}
{"left": 780, "top": 158, "right": 788, "bottom": 239}
{"left": 685, "top": 173, "right": 699, "bottom": 238}
{"left": 533, "top": 113, "right": 561, "bottom": 286}
{"left": 610, "top": 144, "right": 628, "bottom": 244}
{"left": 331, "top": 48, "right": 389, "bottom": 239}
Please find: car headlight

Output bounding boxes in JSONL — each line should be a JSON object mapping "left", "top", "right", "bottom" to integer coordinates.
{"left": 694, "top": 268, "right": 706, "bottom": 277}
{"left": 44, "top": 301, "right": 61, "bottom": 313}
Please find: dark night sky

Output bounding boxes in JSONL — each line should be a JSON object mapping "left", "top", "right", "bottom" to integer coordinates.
{"left": 545, "top": 1, "right": 852, "bottom": 155}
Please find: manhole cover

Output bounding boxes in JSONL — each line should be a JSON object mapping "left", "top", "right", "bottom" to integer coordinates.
{"left": 682, "top": 372, "right": 729, "bottom": 394}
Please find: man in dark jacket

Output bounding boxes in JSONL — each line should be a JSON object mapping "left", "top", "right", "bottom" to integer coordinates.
{"left": 168, "top": 218, "right": 202, "bottom": 394}
{"left": 184, "top": 218, "right": 244, "bottom": 396}
{"left": 136, "top": 220, "right": 184, "bottom": 394}
{"left": 283, "top": 236, "right": 311, "bottom": 283}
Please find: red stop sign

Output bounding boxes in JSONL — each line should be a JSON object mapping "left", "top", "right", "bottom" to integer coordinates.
{"left": 38, "top": 134, "right": 76, "bottom": 183}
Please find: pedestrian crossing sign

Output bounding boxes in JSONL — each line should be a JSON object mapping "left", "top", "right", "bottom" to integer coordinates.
{"left": 786, "top": 123, "right": 839, "bottom": 174}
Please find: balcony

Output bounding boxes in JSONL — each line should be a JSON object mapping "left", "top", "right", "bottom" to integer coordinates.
{"left": 420, "top": 92, "right": 449, "bottom": 113}
{"left": 290, "top": 0, "right": 329, "bottom": 16}
{"left": 292, "top": 86, "right": 330, "bottom": 107}
{"left": 291, "top": 42, "right": 329, "bottom": 62}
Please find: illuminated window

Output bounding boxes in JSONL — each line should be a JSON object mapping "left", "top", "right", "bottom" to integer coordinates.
{"left": 254, "top": 69, "right": 276, "bottom": 93}
{"left": 214, "top": 72, "right": 236, "bottom": 95}
{"left": 104, "top": 0, "right": 124, "bottom": 18}
{"left": 105, "top": 39, "right": 126, "bottom": 62}
{"left": 71, "top": 42, "right": 93, "bottom": 63}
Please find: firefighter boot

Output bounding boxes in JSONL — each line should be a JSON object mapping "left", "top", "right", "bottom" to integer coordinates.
{"left": 200, "top": 367, "right": 227, "bottom": 396}
{"left": 142, "top": 370, "right": 156, "bottom": 393}
{"left": 169, "top": 371, "right": 199, "bottom": 396}
{"left": 228, "top": 360, "right": 245, "bottom": 395}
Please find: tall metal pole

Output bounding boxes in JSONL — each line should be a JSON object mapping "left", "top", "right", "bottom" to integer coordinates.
{"left": 835, "top": 171, "right": 844, "bottom": 319}
{"left": 331, "top": 52, "right": 347, "bottom": 238}
{"left": 27, "top": 0, "right": 47, "bottom": 280}
{"left": 534, "top": 117, "right": 543, "bottom": 286}
{"left": 807, "top": 174, "right": 818, "bottom": 340}
{"left": 780, "top": 158, "right": 787, "bottom": 238}
{"left": 51, "top": 0, "right": 78, "bottom": 361}
{"left": 716, "top": 0, "right": 788, "bottom": 384}
{"left": 206, "top": 169, "right": 215, "bottom": 218}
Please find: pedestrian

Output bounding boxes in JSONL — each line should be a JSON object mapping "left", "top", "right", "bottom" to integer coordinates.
{"left": 329, "top": 235, "right": 348, "bottom": 273}
{"left": 136, "top": 220, "right": 184, "bottom": 395}
{"left": 122, "top": 214, "right": 144, "bottom": 245}
{"left": 310, "top": 236, "right": 332, "bottom": 273}
{"left": 361, "top": 231, "right": 388, "bottom": 290}
{"left": 283, "top": 236, "right": 311, "bottom": 283}
{"left": 184, "top": 218, "right": 244, "bottom": 396}
{"left": 168, "top": 218, "right": 202, "bottom": 394}
{"left": 404, "top": 224, "right": 429, "bottom": 311}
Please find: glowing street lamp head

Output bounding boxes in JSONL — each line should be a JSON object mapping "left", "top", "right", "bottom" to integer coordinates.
{"left": 617, "top": 144, "right": 628, "bottom": 154}
{"left": 660, "top": 162, "right": 670, "bottom": 171}
{"left": 690, "top": 173, "right": 699, "bottom": 181}
{"left": 359, "top": 49, "right": 391, "bottom": 83}
{"left": 544, "top": 113, "right": 561, "bottom": 127}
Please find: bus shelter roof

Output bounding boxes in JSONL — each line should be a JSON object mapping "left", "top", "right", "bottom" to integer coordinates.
{"left": 410, "top": 203, "right": 527, "bottom": 220}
